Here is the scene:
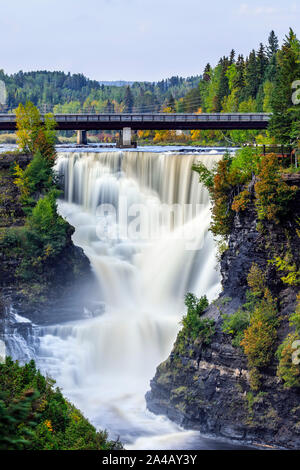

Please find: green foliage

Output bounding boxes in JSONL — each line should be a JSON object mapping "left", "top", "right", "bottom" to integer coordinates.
{"left": 184, "top": 292, "right": 209, "bottom": 317}
{"left": 222, "top": 310, "right": 250, "bottom": 348}
{"left": 16, "top": 102, "right": 41, "bottom": 153}
{"left": 0, "top": 102, "right": 71, "bottom": 283}
{"left": 269, "top": 29, "right": 300, "bottom": 144}
{"left": 175, "top": 293, "right": 214, "bottom": 354}
{"left": 230, "top": 147, "right": 261, "bottom": 180}
{"left": 194, "top": 150, "right": 256, "bottom": 237}
{"left": 14, "top": 151, "right": 54, "bottom": 211}
{"left": 255, "top": 154, "right": 298, "bottom": 223}
{"left": 241, "top": 290, "right": 279, "bottom": 390}
{"left": 0, "top": 358, "right": 121, "bottom": 450}
{"left": 270, "top": 255, "right": 300, "bottom": 286}
{"left": 192, "top": 161, "right": 215, "bottom": 192}
{"left": 247, "top": 263, "right": 267, "bottom": 298}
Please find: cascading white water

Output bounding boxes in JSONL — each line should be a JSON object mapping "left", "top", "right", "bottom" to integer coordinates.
{"left": 20, "top": 149, "right": 224, "bottom": 448}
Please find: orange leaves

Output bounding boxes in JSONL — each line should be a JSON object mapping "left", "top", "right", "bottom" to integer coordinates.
{"left": 232, "top": 190, "right": 251, "bottom": 212}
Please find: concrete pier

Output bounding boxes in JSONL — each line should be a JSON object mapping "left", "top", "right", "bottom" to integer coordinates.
{"left": 77, "top": 130, "right": 88, "bottom": 145}
{"left": 118, "top": 127, "right": 137, "bottom": 148}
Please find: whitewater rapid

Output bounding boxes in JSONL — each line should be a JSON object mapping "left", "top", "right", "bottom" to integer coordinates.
{"left": 7, "top": 149, "right": 225, "bottom": 449}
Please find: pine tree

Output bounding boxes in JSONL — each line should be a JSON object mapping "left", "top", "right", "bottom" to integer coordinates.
{"left": 267, "top": 30, "right": 279, "bottom": 60}
{"left": 257, "top": 43, "right": 268, "bottom": 84}
{"left": 244, "top": 50, "right": 259, "bottom": 99}
{"left": 168, "top": 94, "right": 176, "bottom": 112}
{"left": 229, "top": 49, "right": 236, "bottom": 65}
{"left": 269, "top": 29, "right": 300, "bottom": 143}
{"left": 234, "top": 55, "right": 246, "bottom": 97}
{"left": 216, "top": 57, "right": 230, "bottom": 111}
{"left": 124, "top": 86, "right": 134, "bottom": 113}
{"left": 203, "top": 64, "right": 211, "bottom": 82}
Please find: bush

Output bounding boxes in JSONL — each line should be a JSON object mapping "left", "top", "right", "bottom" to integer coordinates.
{"left": 241, "top": 291, "right": 278, "bottom": 370}
{"left": 230, "top": 147, "right": 261, "bottom": 180}
{"left": 175, "top": 293, "right": 214, "bottom": 354}
{"left": 247, "top": 263, "right": 267, "bottom": 298}
{"left": 222, "top": 309, "right": 250, "bottom": 348}
{"left": 181, "top": 293, "right": 213, "bottom": 343}
{"left": 14, "top": 152, "right": 54, "bottom": 211}
{"left": 255, "top": 154, "right": 298, "bottom": 223}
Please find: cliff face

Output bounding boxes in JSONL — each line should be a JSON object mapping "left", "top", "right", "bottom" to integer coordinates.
{"left": 146, "top": 177, "right": 300, "bottom": 449}
{"left": 0, "top": 160, "right": 95, "bottom": 326}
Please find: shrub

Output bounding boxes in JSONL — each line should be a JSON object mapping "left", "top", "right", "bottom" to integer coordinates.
{"left": 193, "top": 150, "right": 258, "bottom": 237}
{"left": 181, "top": 293, "right": 212, "bottom": 343}
{"left": 241, "top": 291, "right": 278, "bottom": 370}
{"left": 255, "top": 154, "right": 298, "bottom": 223}
{"left": 270, "top": 254, "right": 300, "bottom": 286}
{"left": 231, "top": 189, "right": 251, "bottom": 212}
{"left": 175, "top": 293, "right": 214, "bottom": 354}
{"left": 230, "top": 147, "right": 261, "bottom": 180}
{"left": 222, "top": 309, "right": 250, "bottom": 348}
{"left": 14, "top": 152, "right": 54, "bottom": 211}
{"left": 247, "top": 263, "right": 267, "bottom": 298}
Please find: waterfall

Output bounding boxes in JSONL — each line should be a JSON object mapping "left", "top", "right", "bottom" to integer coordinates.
{"left": 8, "top": 149, "right": 224, "bottom": 449}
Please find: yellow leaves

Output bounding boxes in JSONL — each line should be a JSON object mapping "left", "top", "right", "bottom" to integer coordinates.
{"left": 247, "top": 263, "right": 266, "bottom": 297}
{"left": 270, "top": 254, "right": 300, "bottom": 286}
{"left": 15, "top": 102, "right": 42, "bottom": 154}
{"left": 137, "top": 130, "right": 151, "bottom": 139}
{"left": 13, "top": 163, "right": 30, "bottom": 198}
{"left": 190, "top": 130, "right": 202, "bottom": 141}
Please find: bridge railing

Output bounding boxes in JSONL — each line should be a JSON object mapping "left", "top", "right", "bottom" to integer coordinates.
{"left": 0, "top": 113, "right": 271, "bottom": 123}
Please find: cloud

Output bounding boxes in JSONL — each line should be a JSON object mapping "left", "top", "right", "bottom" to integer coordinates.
{"left": 239, "top": 3, "right": 280, "bottom": 16}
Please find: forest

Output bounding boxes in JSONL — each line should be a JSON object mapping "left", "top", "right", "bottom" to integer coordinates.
{"left": 0, "top": 29, "right": 299, "bottom": 146}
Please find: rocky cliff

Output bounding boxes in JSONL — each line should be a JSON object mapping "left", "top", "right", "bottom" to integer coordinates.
{"left": 146, "top": 176, "right": 300, "bottom": 449}
{"left": 0, "top": 158, "right": 96, "bottom": 327}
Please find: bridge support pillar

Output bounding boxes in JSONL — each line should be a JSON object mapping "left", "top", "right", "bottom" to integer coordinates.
{"left": 77, "top": 130, "right": 88, "bottom": 145}
{"left": 118, "top": 127, "right": 137, "bottom": 148}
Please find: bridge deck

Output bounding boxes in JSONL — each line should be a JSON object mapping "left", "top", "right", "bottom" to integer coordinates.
{"left": 0, "top": 113, "right": 271, "bottom": 131}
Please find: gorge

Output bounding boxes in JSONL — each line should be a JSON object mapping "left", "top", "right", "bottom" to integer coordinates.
{"left": 3, "top": 147, "right": 240, "bottom": 450}
{"left": 3, "top": 146, "right": 300, "bottom": 450}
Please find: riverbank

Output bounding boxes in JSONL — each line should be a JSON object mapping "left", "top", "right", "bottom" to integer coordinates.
{"left": 146, "top": 159, "right": 300, "bottom": 449}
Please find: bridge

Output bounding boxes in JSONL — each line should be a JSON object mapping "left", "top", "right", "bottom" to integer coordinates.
{"left": 0, "top": 113, "right": 271, "bottom": 147}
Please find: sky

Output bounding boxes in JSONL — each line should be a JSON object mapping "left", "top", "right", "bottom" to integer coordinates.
{"left": 0, "top": 0, "right": 299, "bottom": 82}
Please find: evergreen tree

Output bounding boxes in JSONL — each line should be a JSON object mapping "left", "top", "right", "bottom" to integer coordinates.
{"left": 269, "top": 29, "right": 300, "bottom": 143}
{"left": 257, "top": 43, "right": 268, "bottom": 83}
{"left": 203, "top": 64, "right": 211, "bottom": 82}
{"left": 267, "top": 30, "right": 279, "bottom": 59}
{"left": 168, "top": 94, "right": 176, "bottom": 112}
{"left": 216, "top": 57, "right": 230, "bottom": 111}
{"left": 229, "top": 49, "right": 236, "bottom": 65}
{"left": 234, "top": 55, "right": 246, "bottom": 99}
{"left": 124, "top": 86, "right": 134, "bottom": 113}
{"left": 244, "top": 51, "right": 259, "bottom": 99}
